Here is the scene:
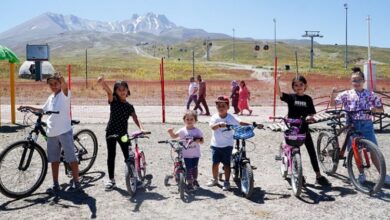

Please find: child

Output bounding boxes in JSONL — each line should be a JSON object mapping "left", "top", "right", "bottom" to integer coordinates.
{"left": 277, "top": 75, "right": 330, "bottom": 186}
{"left": 330, "top": 67, "right": 390, "bottom": 184}
{"left": 18, "top": 72, "right": 81, "bottom": 192}
{"left": 97, "top": 75, "right": 146, "bottom": 191}
{"left": 167, "top": 110, "right": 204, "bottom": 190}
{"left": 186, "top": 77, "right": 200, "bottom": 111}
{"left": 207, "top": 96, "right": 252, "bottom": 191}
{"left": 238, "top": 80, "right": 252, "bottom": 115}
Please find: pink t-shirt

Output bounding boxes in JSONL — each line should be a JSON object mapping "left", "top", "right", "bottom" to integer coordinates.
{"left": 176, "top": 127, "right": 203, "bottom": 158}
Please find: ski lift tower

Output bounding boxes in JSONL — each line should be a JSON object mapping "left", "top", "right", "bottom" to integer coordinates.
{"left": 302, "top": 31, "right": 323, "bottom": 68}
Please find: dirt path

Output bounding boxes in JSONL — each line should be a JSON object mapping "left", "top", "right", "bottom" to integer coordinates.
{"left": 0, "top": 122, "right": 389, "bottom": 219}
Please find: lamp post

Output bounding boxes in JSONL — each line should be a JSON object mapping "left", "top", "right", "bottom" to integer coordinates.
{"left": 344, "top": 3, "right": 348, "bottom": 69}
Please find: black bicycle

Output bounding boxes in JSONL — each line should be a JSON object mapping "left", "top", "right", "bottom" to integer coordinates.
{"left": 0, "top": 108, "right": 98, "bottom": 198}
{"left": 317, "top": 109, "right": 386, "bottom": 195}
{"left": 219, "top": 122, "right": 263, "bottom": 199}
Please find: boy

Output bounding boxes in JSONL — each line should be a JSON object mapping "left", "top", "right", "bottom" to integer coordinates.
{"left": 207, "top": 96, "right": 251, "bottom": 190}
{"left": 18, "top": 72, "right": 81, "bottom": 192}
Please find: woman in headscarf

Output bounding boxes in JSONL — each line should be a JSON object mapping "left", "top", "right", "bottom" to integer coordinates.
{"left": 230, "top": 80, "right": 240, "bottom": 114}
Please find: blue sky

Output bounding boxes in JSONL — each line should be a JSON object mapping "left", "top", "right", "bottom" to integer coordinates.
{"left": 1, "top": 0, "right": 389, "bottom": 47}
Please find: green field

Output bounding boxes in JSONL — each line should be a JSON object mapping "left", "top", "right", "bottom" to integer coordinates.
{"left": 1, "top": 38, "right": 390, "bottom": 80}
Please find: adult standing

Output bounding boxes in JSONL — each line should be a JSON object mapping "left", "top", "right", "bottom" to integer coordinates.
{"left": 194, "top": 75, "right": 210, "bottom": 116}
{"left": 186, "top": 77, "right": 202, "bottom": 111}
{"left": 230, "top": 80, "right": 240, "bottom": 114}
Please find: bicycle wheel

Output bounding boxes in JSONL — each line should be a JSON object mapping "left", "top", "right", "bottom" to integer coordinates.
{"left": 347, "top": 138, "right": 386, "bottom": 195}
{"left": 137, "top": 151, "right": 147, "bottom": 181}
{"left": 178, "top": 173, "right": 185, "bottom": 200}
{"left": 0, "top": 141, "right": 48, "bottom": 198}
{"left": 279, "top": 143, "right": 287, "bottom": 179}
{"left": 291, "top": 153, "right": 303, "bottom": 197}
{"left": 240, "top": 163, "right": 254, "bottom": 199}
{"left": 125, "top": 162, "right": 137, "bottom": 197}
{"left": 73, "top": 129, "right": 98, "bottom": 175}
{"left": 317, "top": 132, "right": 339, "bottom": 175}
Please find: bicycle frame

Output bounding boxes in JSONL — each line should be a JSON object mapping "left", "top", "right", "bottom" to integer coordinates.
{"left": 282, "top": 143, "right": 301, "bottom": 173}
{"left": 326, "top": 120, "right": 370, "bottom": 170}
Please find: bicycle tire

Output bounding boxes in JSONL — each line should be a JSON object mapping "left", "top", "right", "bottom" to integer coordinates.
{"left": 125, "top": 162, "right": 137, "bottom": 197}
{"left": 137, "top": 151, "right": 146, "bottom": 181}
{"left": 317, "top": 132, "right": 339, "bottom": 175}
{"left": 347, "top": 138, "right": 386, "bottom": 195}
{"left": 178, "top": 173, "right": 185, "bottom": 200}
{"left": 240, "top": 163, "right": 254, "bottom": 199}
{"left": 72, "top": 129, "right": 98, "bottom": 175}
{"left": 291, "top": 153, "right": 303, "bottom": 197}
{"left": 0, "top": 141, "right": 47, "bottom": 198}
{"left": 279, "top": 143, "right": 287, "bottom": 179}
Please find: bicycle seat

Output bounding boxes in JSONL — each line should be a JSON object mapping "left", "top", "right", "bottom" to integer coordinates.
{"left": 71, "top": 120, "right": 80, "bottom": 125}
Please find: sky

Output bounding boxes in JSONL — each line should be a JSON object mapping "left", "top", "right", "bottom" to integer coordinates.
{"left": 0, "top": 0, "right": 389, "bottom": 47}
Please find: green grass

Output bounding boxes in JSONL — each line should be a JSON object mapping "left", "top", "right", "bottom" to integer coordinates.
{"left": 2, "top": 38, "right": 390, "bottom": 80}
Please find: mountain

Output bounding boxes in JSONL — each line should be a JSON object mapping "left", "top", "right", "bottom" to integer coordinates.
{"left": 0, "top": 12, "right": 230, "bottom": 50}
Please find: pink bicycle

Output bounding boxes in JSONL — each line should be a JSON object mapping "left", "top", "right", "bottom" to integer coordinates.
{"left": 107, "top": 131, "right": 150, "bottom": 197}
{"left": 271, "top": 116, "right": 306, "bottom": 197}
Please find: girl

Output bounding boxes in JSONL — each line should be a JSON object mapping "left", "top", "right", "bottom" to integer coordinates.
{"left": 168, "top": 110, "right": 204, "bottom": 190}
{"left": 230, "top": 80, "right": 240, "bottom": 114}
{"left": 238, "top": 81, "right": 253, "bottom": 115}
{"left": 330, "top": 67, "right": 390, "bottom": 184}
{"left": 277, "top": 75, "right": 330, "bottom": 186}
{"left": 98, "top": 75, "right": 146, "bottom": 191}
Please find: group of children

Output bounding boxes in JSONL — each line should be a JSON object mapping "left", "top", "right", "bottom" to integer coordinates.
{"left": 19, "top": 66, "right": 389, "bottom": 194}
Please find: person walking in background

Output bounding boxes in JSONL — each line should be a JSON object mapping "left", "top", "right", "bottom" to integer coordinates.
{"left": 194, "top": 75, "right": 210, "bottom": 116}
{"left": 186, "top": 77, "right": 201, "bottom": 111}
{"left": 238, "top": 80, "right": 253, "bottom": 115}
{"left": 230, "top": 80, "right": 240, "bottom": 114}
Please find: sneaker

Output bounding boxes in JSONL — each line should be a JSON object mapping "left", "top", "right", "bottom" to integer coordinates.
{"left": 206, "top": 178, "right": 218, "bottom": 187}
{"left": 194, "top": 180, "right": 200, "bottom": 189}
{"left": 316, "top": 176, "right": 331, "bottom": 186}
{"left": 384, "top": 175, "right": 390, "bottom": 185}
{"left": 358, "top": 174, "right": 366, "bottom": 185}
{"left": 187, "top": 184, "right": 195, "bottom": 192}
{"left": 68, "top": 181, "right": 81, "bottom": 192}
{"left": 46, "top": 182, "right": 60, "bottom": 194}
{"left": 222, "top": 181, "right": 230, "bottom": 191}
{"left": 105, "top": 179, "right": 116, "bottom": 191}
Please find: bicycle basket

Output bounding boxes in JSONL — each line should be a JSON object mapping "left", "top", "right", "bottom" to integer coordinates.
{"left": 284, "top": 130, "right": 306, "bottom": 147}
{"left": 233, "top": 126, "right": 255, "bottom": 140}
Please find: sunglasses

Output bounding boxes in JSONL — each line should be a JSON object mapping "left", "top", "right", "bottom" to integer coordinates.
{"left": 293, "top": 83, "right": 305, "bottom": 87}
{"left": 351, "top": 79, "right": 364, "bottom": 83}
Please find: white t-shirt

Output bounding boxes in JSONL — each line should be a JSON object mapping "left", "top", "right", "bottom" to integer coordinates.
{"left": 209, "top": 113, "right": 241, "bottom": 148}
{"left": 42, "top": 90, "right": 72, "bottom": 137}
{"left": 188, "top": 82, "right": 198, "bottom": 96}
{"left": 176, "top": 127, "right": 203, "bottom": 158}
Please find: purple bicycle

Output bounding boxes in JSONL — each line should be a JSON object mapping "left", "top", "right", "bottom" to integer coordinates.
{"left": 271, "top": 116, "right": 306, "bottom": 197}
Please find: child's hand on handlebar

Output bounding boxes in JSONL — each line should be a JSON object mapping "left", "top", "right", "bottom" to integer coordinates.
{"left": 218, "top": 122, "right": 227, "bottom": 128}
{"left": 306, "top": 116, "right": 316, "bottom": 123}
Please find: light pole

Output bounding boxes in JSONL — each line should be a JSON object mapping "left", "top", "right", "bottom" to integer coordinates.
{"left": 302, "top": 31, "right": 323, "bottom": 68}
{"left": 232, "top": 28, "right": 235, "bottom": 62}
{"left": 344, "top": 3, "right": 348, "bottom": 69}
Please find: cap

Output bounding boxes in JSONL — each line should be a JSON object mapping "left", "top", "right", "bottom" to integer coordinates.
{"left": 215, "top": 96, "right": 229, "bottom": 105}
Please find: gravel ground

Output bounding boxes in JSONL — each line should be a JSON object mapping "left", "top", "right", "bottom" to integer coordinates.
{"left": 0, "top": 122, "right": 390, "bottom": 220}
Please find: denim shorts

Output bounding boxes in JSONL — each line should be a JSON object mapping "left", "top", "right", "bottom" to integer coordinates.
{"left": 184, "top": 157, "right": 199, "bottom": 170}
{"left": 347, "top": 120, "right": 378, "bottom": 149}
{"left": 211, "top": 146, "right": 233, "bottom": 166}
{"left": 47, "top": 129, "right": 77, "bottom": 163}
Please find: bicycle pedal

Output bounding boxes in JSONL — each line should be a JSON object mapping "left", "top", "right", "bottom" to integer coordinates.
{"left": 251, "top": 165, "right": 257, "bottom": 170}
{"left": 275, "top": 156, "right": 282, "bottom": 161}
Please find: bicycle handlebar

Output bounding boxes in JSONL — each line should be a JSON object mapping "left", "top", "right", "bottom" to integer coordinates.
{"left": 18, "top": 108, "right": 59, "bottom": 116}
{"left": 224, "top": 122, "right": 264, "bottom": 130}
{"left": 325, "top": 109, "right": 372, "bottom": 116}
